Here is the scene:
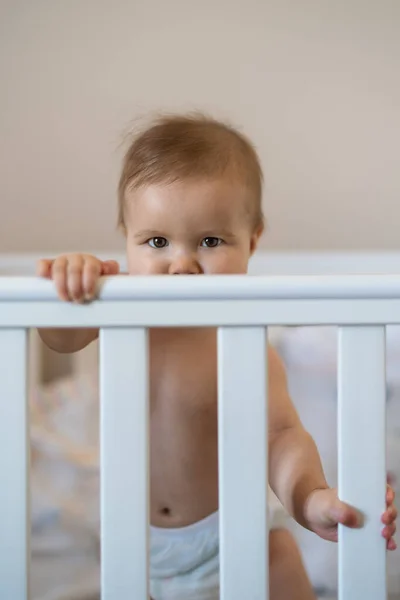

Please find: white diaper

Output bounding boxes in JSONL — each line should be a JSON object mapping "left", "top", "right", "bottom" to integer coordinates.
{"left": 150, "top": 492, "right": 287, "bottom": 600}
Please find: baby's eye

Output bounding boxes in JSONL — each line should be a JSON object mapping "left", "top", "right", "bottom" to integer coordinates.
{"left": 201, "top": 237, "right": 222, "bottom": 248}
{"left": 148, "top": 237, "right": 168, "bottom": 249}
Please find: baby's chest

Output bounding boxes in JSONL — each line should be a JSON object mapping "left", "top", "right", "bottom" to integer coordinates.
{"left": 148, "top": 335, "right": 218, "bottom": 413}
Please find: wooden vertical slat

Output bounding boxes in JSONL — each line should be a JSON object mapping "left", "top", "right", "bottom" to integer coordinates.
{"left": 218, "top": 326, "right": 268, "bottom": 600}
{"left": 338, "top": 326, "right": 387, "bottom": 599}
{"left": 100, "top": 328, "right": 149, "bottom": 599}
{"left": 0, "top": 328, "right": 29, "bottom": 599}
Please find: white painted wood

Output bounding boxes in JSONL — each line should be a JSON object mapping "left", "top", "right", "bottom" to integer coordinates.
{"left": 4, "top": 298, "right": 400, "bottom": 328}
{"left": 100, "top": 328, "right": 149, "bottom": 599}
{"left": 4, "top": 273, "right": 400, "bottom": 302}
{"left": 338, "top": 326, "right": 387, "bottom": 600}
{"left": 0, "top": 329, "right": 29, "bottom": 599}
{"left": 218, "top": 327, "right": 268, "bottom": 600}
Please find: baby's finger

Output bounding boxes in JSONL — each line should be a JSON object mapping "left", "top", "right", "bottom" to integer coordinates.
{"left": 382, "top": 522, "right": 396, "bottom": 540}
{"left": 387, "top": 538, "right": 397, "bottom": 551}
{"left": 382, "top": 505, "right": 398, "bottom": 525}
{"left": 330, "top": 501, "right": 363, "bottom": 529}
{"left": 51, "top": 257, "right": 69, "bottom": 301}
{"left": 36, "top": 259, "right": 53, "bottom": 279}
{"left": 82, "top": 258, "right": 101, "bottom": 300}
{"left": 341, "top": 507, "right": 363, "bottom": 528}
{"left": 67, "top": 255, "right": 85, "bottom": 302}
{"left": 101, "top": 260, "right": 120, "bottom": 275}
{"left": 386, "top": 485, "right": 395, "bottom": 506}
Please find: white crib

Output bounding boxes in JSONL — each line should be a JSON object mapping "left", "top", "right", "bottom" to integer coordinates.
{"left": 0, "top": 271, "right": 395, "bottom": 600}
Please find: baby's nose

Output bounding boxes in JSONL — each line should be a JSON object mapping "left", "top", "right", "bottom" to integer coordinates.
{"left": 169, "top": 255, "right": 202, "bottom": 275}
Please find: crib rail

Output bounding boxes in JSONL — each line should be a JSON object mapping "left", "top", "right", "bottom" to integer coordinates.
{"left": 0, "top": 274, "right": 395, "bottom": 600}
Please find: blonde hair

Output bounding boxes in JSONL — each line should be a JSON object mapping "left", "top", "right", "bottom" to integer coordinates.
{"left": 117, "top": 112, "right": 264, "bottom": 231}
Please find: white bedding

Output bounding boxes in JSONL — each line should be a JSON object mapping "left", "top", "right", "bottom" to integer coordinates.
{"left": 29, "top": 326, "right": 400, "bottom": 599}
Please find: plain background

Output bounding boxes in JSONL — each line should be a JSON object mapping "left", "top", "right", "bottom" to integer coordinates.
{"left": 1, "top": 0, "right": 399, "bottom": 253}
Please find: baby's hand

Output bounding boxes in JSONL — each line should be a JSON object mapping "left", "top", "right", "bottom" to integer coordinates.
{"left": 304, "top": 484, "right": 397, "bottom": 551}
{"left": 37, "top": 254, "right": 120, "bottom": 302}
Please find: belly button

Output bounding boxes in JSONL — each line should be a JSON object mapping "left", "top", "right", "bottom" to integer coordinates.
{"left": 160, "top": 507, "right": 171, "bottom": 516}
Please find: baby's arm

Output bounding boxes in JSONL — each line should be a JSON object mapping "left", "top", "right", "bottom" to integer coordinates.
{"left": 36, "top": 254, "right": 119, "bottom": 353}
{"left": 38, "top": 327, "right": 98, "bottom": 354}
{"left": 267, "top": 347, "right": 397, "bottom": 549}
{"left": 267, "top": 347, "right": 328, "bottom": 528}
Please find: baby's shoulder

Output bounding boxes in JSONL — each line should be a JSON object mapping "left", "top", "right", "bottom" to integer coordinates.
{"left": 267, "top": 344, "right": 289, "bottom": 390}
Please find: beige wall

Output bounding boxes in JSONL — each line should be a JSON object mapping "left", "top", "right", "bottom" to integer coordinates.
{"left": 1, "top": 0, "right": 399, "bottom": 253}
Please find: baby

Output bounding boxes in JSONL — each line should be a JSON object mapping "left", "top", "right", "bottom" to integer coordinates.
{"left": 37, "top": 114, "right": 396, "bottom": 600}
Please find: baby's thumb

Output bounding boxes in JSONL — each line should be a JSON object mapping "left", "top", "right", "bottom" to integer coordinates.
{"left": 36, "top": 259, "right": 53, "bottom": 278}
{"left": 329, "top": 498, "right": 364, "bottom": 529}
{"left": 101, "top": 260, "right": 120, "bottom": 275}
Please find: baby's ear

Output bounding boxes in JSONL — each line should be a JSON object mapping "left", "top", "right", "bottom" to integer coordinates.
{"left": 250, "top": 223, "right": 264, "bottom": 254}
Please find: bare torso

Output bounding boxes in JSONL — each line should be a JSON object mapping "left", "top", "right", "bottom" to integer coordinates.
{"left": 149, "top": 327, "right": 219, "bottom": 528}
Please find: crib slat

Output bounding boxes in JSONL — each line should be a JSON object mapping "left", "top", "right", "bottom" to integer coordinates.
{"left": 218, "top": 327, "right": 268, "bottom": 600}
{"left": 0, "top": 329, "right": 30, "bottom": 599}
{"left": 100, "top": 328, "right": 149, "bottom": 599}
{"left": 338, "top": 326, "right": 387, "bottom": 600}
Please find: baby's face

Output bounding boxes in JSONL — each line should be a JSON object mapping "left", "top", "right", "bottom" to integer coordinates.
{"left": 124, "top": 178, "right": 263, "bottom": 275}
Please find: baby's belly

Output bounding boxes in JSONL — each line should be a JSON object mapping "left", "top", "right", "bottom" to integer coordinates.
{"left": 149, "top": 401, "right": 219, "bottom": 528}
